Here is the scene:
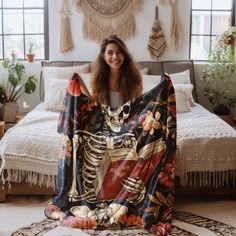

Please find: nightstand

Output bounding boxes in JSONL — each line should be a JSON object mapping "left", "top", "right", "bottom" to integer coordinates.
{"left": 4, "top": 113, "right": 27, "bottom": 131}
{"left": 0, "top": 121, "right": 5, "bottom": 139}
{"left": 218, "top": 114, "right": 234, "bottom": 126}
{"left": 233, "top": 117, "right": 236, "bottom": 130}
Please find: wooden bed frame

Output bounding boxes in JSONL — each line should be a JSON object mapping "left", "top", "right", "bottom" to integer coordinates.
{"left": 0, "top": 60, "right": 235, "bottom": 202}
{"left": 1, "top": 178, "right": 235, "bottom": 202}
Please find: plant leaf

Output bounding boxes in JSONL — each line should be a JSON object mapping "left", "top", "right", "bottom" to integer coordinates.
{"left": 2, "top": 58, "right": 10, "bottom": 69}
{"left": 8, "top": 74, "right": 18, "bottom": 87}
{"left": 24, "top": 75, "right": 37, "bottom": 94}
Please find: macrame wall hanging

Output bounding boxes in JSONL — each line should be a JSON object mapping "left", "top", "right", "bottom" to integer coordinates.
{"left": 72, "top": 0, "right": 143, "bottom": 43}
{"left": 60, "top": 0, "right": 74, "bottom": 53}
{"left": 169, "top": 0, "right": 181, "bottom": 50}
{"left": 159, "top": 0, "right": 182, "bottom": 51}
{"left": 147, "top": 6, "right": 166, "bottom": 58}
{"left": 159, "top": 0, "right": 168, "bottom": 4}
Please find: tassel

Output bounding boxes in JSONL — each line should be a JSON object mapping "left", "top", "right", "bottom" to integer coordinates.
{"left": 60, "top": 0, "right": 74, "bottom": 53}
{"left": 169, "top": 0, "right": 181, "bottom": 50}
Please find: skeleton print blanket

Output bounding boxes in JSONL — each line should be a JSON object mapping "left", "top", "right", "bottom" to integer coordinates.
{"left": 45, "top": 73, "right": 176, "bottom": 235}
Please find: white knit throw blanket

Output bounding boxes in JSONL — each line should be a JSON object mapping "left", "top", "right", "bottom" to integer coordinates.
{"left": 177, "top": 104, "right": 236, "bottom": 187}
{"left": 0, "top": 108, "right": 61, "bottom": 189}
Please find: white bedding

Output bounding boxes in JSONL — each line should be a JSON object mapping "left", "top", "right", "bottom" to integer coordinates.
{"left": 0, "top": 103, "right": 60, "bottom": 188}
{"left": 177, "top": 104, "right": 236, "bottom": 187}
{"left": 0, "top": 103, "right": 236, "bottom": 188}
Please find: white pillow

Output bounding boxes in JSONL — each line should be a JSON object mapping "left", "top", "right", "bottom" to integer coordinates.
{"left": 42, "top": 64, "right": 90, "bottom": 100}
{"left": 142, "top": 74, "right": 162, "bottom": 93}
{"left": 174, "top": 83, "right": 196, "bottom": 107}
{"left": 174, "top": 84, "right": 192, "bottom": 113}
{"left": 44, "top": 79, "right": 68, "bottom": 112}
{"left": 80, "top": 73, "right": 92, "bottom": 94}
{"left": 44, "top": 73, "right": 92, "bottom": 112}
{"left": 139, "top": 67, "right": 149, "bottom": 75}
{"left": 168, "top": 70, "right": 196, "bottom": 106}
{"left": 169, "top": 70, "right": 191, "bottom": 85}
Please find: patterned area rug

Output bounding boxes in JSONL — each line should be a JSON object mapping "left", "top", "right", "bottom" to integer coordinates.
{"left": 11, "top": 211, "right": 236, "bottom": 236}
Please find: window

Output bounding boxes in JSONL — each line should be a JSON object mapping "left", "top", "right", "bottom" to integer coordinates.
{"left": 190, "top": 0, "right": 234, "bottom": 60}
{"left": 0, "top": 0, "right": 48, "bottom": 60}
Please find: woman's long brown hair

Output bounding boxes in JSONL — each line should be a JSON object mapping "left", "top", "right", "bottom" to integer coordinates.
{"left": 91, "top": 35, "right": 143, "bottom": 106}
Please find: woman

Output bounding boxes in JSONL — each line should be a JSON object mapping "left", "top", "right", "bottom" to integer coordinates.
{"left": 78, "top": 35, "right": 143, "bottom": 106}
{"left": 91, "top": 35, "right": 142, "bottom": 107}
{"left": 45, "top": 35, "right": 175, "bottom": 236}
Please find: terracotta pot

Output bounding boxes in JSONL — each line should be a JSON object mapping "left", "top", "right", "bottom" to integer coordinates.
{"left": 26, "top": 54, "right": 35, "bottom": 63}
{"left": 3, "top": 102, "right": 19, "bottom": 123}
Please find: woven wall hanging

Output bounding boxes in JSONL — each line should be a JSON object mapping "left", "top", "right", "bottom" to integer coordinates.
{"left": 160, "top": 0, "right": 182, "bottom": 51}
{"left": 72, "top": 0, "right": 143, "bottom": 43}
{"left": 147, "top": 6, "right": 166, "bottom": 58}
{"left": 159, "top": 0, "right": 168, "bottom": 4}
{"left": 169, "top": 0, "right": 181, "bottom": 50}
{"left": 60, "top": 0, "right": 74, "bottom": 53}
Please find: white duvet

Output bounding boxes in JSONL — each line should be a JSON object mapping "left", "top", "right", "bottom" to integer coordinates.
{"left": 0, "top": 103, "right": 236, "bottom": 188}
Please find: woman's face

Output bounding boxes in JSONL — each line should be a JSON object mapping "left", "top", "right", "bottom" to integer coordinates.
{"left": 103, "top": 43, "right": 124, "bottom": 71}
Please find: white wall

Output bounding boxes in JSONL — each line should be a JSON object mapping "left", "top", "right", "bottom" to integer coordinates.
{"left": 1, "top": 0, "right": 236, "bottom": 116}
{"left": 49, "top": 0, "right": 190, "bottom": 61}
{"left": 0, "top": 0, "right": 191, "bottom": 112}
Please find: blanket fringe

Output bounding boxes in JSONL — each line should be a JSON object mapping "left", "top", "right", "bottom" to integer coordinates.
{"left": 181, "top": 170, "right": 236, "bottom": 188}
{"left": 2, "top": 169, "right": 56, "bottom": 190}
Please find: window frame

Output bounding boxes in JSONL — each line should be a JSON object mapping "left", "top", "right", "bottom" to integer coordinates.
{"left": 189, "top": 0, "right": 235, "bottom": 61}
{"left": 0, "top": 0, "right": 49, "bottom": 60}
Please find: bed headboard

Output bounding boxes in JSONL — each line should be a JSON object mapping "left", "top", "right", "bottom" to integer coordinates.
{"left": 41, "top": 60, "right": 197, "bottom": 102}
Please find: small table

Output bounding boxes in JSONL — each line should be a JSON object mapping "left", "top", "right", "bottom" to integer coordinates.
{"left": 4, "top": 113, "right": 27, "bottom": 131}
{"left": 233, "top": 117, "right": 236, "bottom": 130}
{"left": 0, "top": 121, "right": 5, "bottom": 139}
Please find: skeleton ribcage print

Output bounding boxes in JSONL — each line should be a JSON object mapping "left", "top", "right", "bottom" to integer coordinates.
{"left": 68, "top": 130, "right": 138, "bottom": 203}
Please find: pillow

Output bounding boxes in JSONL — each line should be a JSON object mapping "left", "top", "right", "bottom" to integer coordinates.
{"left": 142, "top": 74, "right": 162, "bottom": 93}
{"left": 169, "top": 70, "right": 191, "bottom": 85}
{"left": 168, "top": 70, "right": 196, "bottom": 106}
{"left": 42, "top": 64, "right": 90, "bottom": 100}
{"left": 44, "top": 78, "right": 68, "bottom": 112}
{"left": 44, "top": 73, "right": 92, "bottom": 112}
{"left": 174, "top": 83, "right": 196, "bottom": 107}
{"left": 80, "top": 73, "right": 92, "bottom": 94}
{"left": 139, "top": 67, "right": 149, "bottom": 75}
{"left": 174, "top": 84, "right": 192, "bottom": 113}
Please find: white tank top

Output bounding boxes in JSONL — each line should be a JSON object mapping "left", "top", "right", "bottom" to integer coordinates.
{"left": 109, "top": 90, "right": 123, "bottom": 108}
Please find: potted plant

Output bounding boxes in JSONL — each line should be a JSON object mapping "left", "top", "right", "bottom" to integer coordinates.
{"left": 201, "top": 26, "right": 236, "bottom": 124}
{"left": 26, "top": 42, "right": 35, "bottom": 62}
{"left": 1, "top": 58, "right": 38, "bottom": 122}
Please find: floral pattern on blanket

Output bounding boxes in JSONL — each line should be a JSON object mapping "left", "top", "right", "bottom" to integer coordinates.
{"left": 45, "top": 73, "right": 176, "bottom": 236}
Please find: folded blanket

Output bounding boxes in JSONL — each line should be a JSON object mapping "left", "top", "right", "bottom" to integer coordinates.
{"left": 45, "top": 73, "right": 176, "bottom": 235}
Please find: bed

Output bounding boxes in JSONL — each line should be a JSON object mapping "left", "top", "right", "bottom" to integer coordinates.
{"left": 0, "top": 60, "right": 236, "bottom": 202}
